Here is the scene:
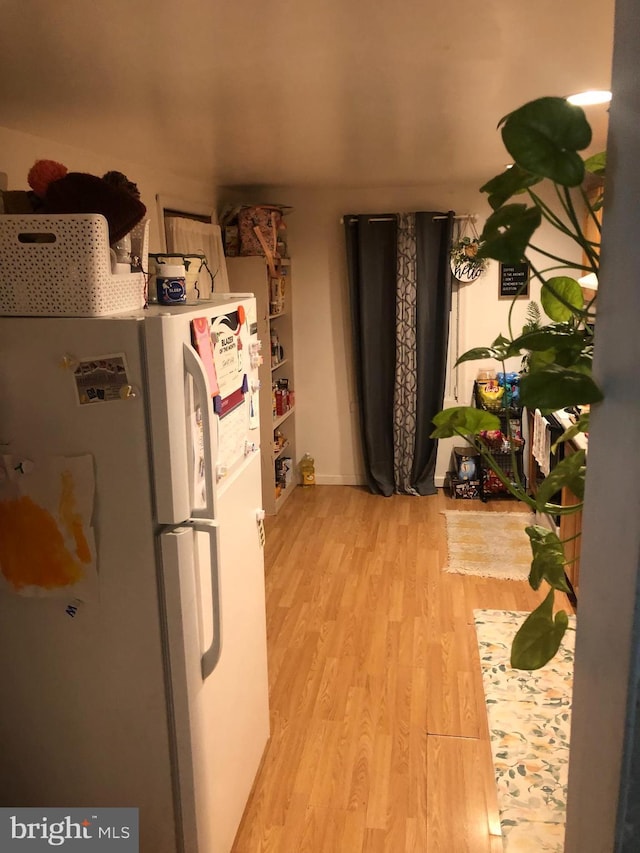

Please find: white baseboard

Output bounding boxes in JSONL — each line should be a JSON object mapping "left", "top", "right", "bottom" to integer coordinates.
{"left": 315, "top": 474, "right": 446, "bottom": 488}
{"left": 315, "top": 474, "right": 364, "bottom": 486}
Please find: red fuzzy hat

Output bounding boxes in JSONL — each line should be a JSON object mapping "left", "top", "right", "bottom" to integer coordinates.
{"left": 27, "top": 160, "right": 68, "bottom": 198}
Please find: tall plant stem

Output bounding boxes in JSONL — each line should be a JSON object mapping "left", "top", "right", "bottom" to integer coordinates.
{"left": 561, "top": 530, "right": 582, "bottom": 546}
{"left": 579, "top": 186, "right": 603, "bottom": 235}
{"left": 537, "top": 263, "right": 591, "bottom": 276}
{"left": 562, "top": 186, "right": 599, "bottom": 271}
{"left": 528, "top": 189, "right": 576, "bottom": 237}
{"left": 553, "top": 182, "right": 577, "bottom": 228}
{"left": 528, "top": 244, "right": 592, "bottom": 271}
{"left": 506, "top": 284, "right": 525, "bottom": 340}
{"left": 529, "top": 184, "right": 599, "bottom": 272}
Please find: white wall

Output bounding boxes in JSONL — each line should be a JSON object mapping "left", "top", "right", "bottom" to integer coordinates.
{"left": 0, "top": 126, "right": 218, "bottom": 252}
{"left": 3, "top": 127, "right": 585, "bottom": 491}
{"left": 221, "top": 183, "right": 583, "bottom": 486}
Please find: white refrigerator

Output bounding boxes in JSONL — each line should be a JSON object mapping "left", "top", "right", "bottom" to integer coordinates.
{"left": 0, "top": 295, "right": 270, "bottom": 853}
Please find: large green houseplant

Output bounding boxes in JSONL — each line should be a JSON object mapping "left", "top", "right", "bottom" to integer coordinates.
{"left": 431, "top": 96, "right": 604, "bottom": 669}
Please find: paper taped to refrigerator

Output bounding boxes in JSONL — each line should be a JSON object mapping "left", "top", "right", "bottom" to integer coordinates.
{"left": 0, "top": 454, "right": 98, "bottom": 599}
{"left": 72, "top": 354, "right": 131, "bottom": 405}
{"left": 217, "top": 401, "right": 247, "bottom": 472}
{"left": 191, "top": 405, "right": 207, "bottom": 511}
{"left": 211, "top": 311, "right": 244, "bottom": 402}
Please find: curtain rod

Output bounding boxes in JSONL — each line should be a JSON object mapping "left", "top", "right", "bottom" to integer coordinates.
{"left": 341, "top": 214, "right": 477, "bottom": 224}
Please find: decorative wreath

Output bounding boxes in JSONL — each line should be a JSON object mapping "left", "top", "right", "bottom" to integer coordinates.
{"left": 450, "top": 220, "right": 489, "bottom": 282}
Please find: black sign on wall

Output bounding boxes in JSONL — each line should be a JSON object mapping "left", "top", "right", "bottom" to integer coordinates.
{"left": 499, "top": 262, "right": 530, "bottom": 298}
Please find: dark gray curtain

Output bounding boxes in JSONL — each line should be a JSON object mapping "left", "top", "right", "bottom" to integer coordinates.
{"left": 344, "top": 215, "right": 398, "bottom": 495}
{"left": 345, "top": 211, "right": 454, "bottom": 496}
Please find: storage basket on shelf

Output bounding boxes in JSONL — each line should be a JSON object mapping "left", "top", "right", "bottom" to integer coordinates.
{"left": 0, "top": 214, "right": 149, "bottom": 317}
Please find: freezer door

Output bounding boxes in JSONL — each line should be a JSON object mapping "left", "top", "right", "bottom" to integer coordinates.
{"left": 144, "top": 299, "right": 261, "bottom": 526}
{"left": 160, "top": 453, "right": 269, "bottom": 853}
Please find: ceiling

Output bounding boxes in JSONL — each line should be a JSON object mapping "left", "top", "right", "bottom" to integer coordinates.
{"left": 0, "top": 0, "right": 615, "bottom": 190}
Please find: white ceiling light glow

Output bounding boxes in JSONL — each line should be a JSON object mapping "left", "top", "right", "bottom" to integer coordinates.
{"left": 567, "top": 90, "right": 612, "bottom": 106}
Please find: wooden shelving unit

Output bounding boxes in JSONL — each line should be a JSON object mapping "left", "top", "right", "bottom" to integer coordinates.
{"left": 227, "top": 256, "right": 297, "bottom": 514}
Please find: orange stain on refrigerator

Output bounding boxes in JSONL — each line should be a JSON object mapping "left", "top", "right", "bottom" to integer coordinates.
{"left": 0, "top": 472, "right": 89, "bottom": 591}
{"left": 59, "top": 469, "right": 91, "bottom": 564}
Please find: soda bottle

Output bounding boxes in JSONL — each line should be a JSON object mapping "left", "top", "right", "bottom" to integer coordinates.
{"left": 299, "top": 453, "right": 315, "bottom": 486}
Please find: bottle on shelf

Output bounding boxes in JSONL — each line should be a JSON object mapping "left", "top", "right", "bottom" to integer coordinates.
{"left": 273, "top": 378, "right": 293, "bottom": 417}
{"left": 299, "top": 453, "right": 315, "bottom": 487}
{"left": 270, "top": 328, "right": 282, "bottom": 367}
{"left": 273, "top": 428, "right": 286, "bottom": 453}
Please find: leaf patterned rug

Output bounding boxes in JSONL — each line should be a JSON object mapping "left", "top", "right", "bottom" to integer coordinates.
{"left": 474, "top": 609, "right": 576, "bottom": 852}
{"left": 442, "top": 510, "right": 535, "bottom": 580}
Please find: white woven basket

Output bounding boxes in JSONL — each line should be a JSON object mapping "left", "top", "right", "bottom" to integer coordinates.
{"left": 0, "top": 214, "right": 149, "bottom": 317}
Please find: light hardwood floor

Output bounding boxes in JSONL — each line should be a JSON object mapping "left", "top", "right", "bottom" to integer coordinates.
{"left": 231, "top": 485, "right": 558, "bottom": 853}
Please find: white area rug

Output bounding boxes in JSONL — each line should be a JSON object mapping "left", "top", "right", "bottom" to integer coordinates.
{"left": 474, "top": 609, "right": 576, "bottom": 852}
{"left": 441, "top": 510, "right": 534, "bottom": 580}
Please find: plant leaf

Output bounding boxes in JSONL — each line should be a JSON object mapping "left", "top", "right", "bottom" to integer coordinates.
{"left": 510, "top": 326, "right": 587, "bottom": 354}
{"left": 512, "top": 325, "right": 590, "bottom": 370}
{"left": 431, "top": 406, "right": 500, "bottom": 438}
{"left": 519, "top": 364, "right": 603, "bottom": 410}
{"left": 541, "top": 277, "right": 585, "bottom": 322}
{"left": 455, "top": 336, "right": 515, "bottom": 365}
{"left": 525, "top": 525, "right": 570, "bottom": 593}
{"left": 584, "top": 151, "right": 606, "bottom": 176}
{"left": 510, "top": 590, "right": 569, "bottom": 670}
{"left": 480, "top": 165, "right": 542, "bottom": 210}
{"left": 477, "top": 204, "right": 542, "bottom": 264}
{"left": 500, "top": 97, "right": 591, "bottom": 186}
{"left": 455, "top": 347, "right": 501, "bottom": 366}
{"left": 492, "top": 333, "right": 512, "bottom": 349}
{"left": 554, "top": 346, "right": 592, "bottom": 369}
{"left": 566, "top": 355, "right": 595, "bottom": 374}
{"left": 536, "top": 449, "right": 586, "bottom": 505}
{"left": 527, "top": 349, "right": 557, "bottom": 371}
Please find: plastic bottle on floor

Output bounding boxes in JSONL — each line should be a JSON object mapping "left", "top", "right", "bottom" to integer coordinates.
{"left": 299, "top": 453, "right": 315, "bottom": 486}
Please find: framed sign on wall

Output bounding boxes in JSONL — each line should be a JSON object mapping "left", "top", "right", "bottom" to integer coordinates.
{"left": 499, "top": 262, "right": 530, "bottom": 298}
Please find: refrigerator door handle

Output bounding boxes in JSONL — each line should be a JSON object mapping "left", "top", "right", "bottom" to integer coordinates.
{"left": 187, "top": 519, "right": 223, "bottom": 680}
{"left": 183, "top": 342, "right": 215, "bottom": 520}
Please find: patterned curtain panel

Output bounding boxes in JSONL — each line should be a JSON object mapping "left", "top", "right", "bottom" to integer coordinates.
{"left": 394, "top": 214, "right": 419, "bottom": 494}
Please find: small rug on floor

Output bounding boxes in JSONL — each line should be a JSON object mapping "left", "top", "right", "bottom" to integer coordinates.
{"left": 441, "top": 510, "right": 534, "bottom": 579}
{"left": 474, "top": 609, "right": 576, "bottom": 852}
